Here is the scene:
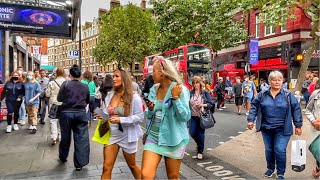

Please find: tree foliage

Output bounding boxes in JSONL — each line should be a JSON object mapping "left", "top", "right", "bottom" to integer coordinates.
{"left": 238, "top": 0, "right": 320, "bottom": 91}
{"left": 93, "top": 4, "right": 156, "bottom": 67}
{"left": 150, "top": 0, "right": 248, "bottom": 52}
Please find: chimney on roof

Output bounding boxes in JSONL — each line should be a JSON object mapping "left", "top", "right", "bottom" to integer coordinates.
{"left": 110, "top": 0, "right": 120, "bottom": 10}
{"left": 98, "top": 8, "right": 107, "bottom": 17}
{"left": 140, "top": 0, "right": 146, "bottom": 9}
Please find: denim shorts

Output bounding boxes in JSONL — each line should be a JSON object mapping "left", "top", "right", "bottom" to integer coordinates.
{"left": 244, "top": 97, "right": 253, "bottom": 104}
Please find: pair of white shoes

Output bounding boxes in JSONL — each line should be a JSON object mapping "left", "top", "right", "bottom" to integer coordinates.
{"left": 192, "top": 153, "right": 203, "bottom": 160}
{"left": 18, "top": 119, "right": 26, "bottom": 125}
{"left": 6, "top": 124, "right": 19, "bottom": 133}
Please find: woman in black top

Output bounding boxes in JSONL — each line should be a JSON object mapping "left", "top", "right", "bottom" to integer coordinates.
{"left": 1, "top": 71, "right": 25, "bottom": 133}
{"left": 99, "top": 74, "right": 113, "bottom": 102}
{"left": 57, "top": 64, "right": 90, "bottom": 171}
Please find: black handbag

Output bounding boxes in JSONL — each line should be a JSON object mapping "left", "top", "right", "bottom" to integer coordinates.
{"left": 200, "top": 109, "right": 216, "bottom": 129}
{"left": 98, "top": 121, "right": 110, "bottom": 137}
{"left": 48, "top": 80, "right": 62, "bottom": 119}
{"left": 49, "top": 104, "right": 60, "bottom": 119}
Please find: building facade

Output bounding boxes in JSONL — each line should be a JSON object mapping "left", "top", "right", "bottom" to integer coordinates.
{"left": 214, "top": 8, "right": 318, "bottom": 87}
{"left": 48, "top": 0, "right": 146, "bottom": 80}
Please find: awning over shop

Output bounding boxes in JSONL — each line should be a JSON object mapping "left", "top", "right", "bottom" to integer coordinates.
{"left": 40, "top": 65, "right": 55, "bottom": 74}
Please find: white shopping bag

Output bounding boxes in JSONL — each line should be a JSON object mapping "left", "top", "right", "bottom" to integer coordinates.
{"left": 291, "top": 136, "right": 306, "bottom": 172}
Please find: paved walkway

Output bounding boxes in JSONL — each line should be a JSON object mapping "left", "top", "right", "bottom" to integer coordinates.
{"left": 0, "top": 119, "right": 204, "bottom": 179}
{"left": 207, "top": 104, "right": 318, "bottom": 179}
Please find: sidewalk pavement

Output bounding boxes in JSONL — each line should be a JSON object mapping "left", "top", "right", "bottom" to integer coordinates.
{"left": 0, "top": 118, "right": 204, "bottom": 179}
{"left": 208, "top": 104, "right": 318, "bottom": 179}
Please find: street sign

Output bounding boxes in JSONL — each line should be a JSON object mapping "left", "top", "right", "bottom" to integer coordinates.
{"left": 31, "top": 46, "right": 41, "bottom": 55}
{"left": 67, "top": 50, "right": 79, "bottom": 58}
{"left": 249, "top": 38, "right": 259, "bottom": 65}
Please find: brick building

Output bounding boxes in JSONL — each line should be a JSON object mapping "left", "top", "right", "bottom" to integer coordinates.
{"left": 215, "top": 8, "right": 318, "bottom": 85}
{"left": 48, "top": 0, "right": 146, "bottom": 80}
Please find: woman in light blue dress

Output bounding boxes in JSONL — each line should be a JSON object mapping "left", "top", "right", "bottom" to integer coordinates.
{"left": 142, "top": 57, "right": 191, "bottom": 179}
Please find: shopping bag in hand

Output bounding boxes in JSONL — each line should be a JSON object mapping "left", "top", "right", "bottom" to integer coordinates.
{"left": 92, "top": 120, "right": 111, "bottom": 145}
{"left": 309, "top": 134, "right": 320, "bottom": 162}
{"left": 291, "top": 136, "right": 306, "bottom": 172}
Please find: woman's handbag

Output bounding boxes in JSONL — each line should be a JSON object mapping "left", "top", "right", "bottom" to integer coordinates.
{"left": 98, "top": 120, "right": 110, "bottom": 137}
{"left": 48, "top": 80, "right": 62, "bottom": 119}
{"left": 48, "top": 104, "right": 60, "bottom": 119}
{"left": 92, "top": 119, "right": 111, "bottom": 144}
{"left": 200, "top": 108, "right": 216, "bottom": 129}
{"left": 309, "top": 134, "right": 320, "bottom": 162}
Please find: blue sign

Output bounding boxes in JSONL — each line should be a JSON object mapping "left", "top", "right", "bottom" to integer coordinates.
{"left": 0, "top": 30, "right": 2, "bottom": 82}
{"left": 249, "top": 38, "right": 259, "bottom": 65}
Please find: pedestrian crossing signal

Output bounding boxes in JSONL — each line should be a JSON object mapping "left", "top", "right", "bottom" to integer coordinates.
{"left": 296, "top": 54, "right": 304, "bottom": 61}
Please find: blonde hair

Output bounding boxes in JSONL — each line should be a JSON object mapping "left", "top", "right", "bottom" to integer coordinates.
{"left": 313, "top": 77, "right": 319, "bottom": 83}
{"left": 26, "top": 71, "right": 37, "bottom": 83}
{"left": 154, "top": 56, "right": 182, "bottom": 84}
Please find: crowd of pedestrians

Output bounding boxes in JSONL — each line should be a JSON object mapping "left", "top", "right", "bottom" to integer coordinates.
{"left": 1, "top": 60, "right": 320, "bottom": 180}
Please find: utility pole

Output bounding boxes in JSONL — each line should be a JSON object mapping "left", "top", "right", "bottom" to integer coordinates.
{"left": 78, "top": 8, "right": 82, "bottom": 70}
{"left": 246, "top": 11, "right": 251, "bottom": 76}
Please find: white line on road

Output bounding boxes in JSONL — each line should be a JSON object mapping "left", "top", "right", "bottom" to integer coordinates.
{"left": 207, "top": 148, "right": 213, "bottom": 151}
{"left": 238, "top": 131, "right": 243, "bottom": 134}
{"left": 219, "top": 142, "right": 225, "bottom": 144}
{"left": 229, "top": 136, "right": 235, "bottom": 139}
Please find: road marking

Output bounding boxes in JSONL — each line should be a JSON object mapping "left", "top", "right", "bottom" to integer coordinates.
{"left": 238, "top": 131, "right": 243, "bottom": 134}
{"left": 219, "top": 142, "right": 225, "bottom": 144}
{"left": 229, "top": 136, "right": 235, "bottom": 139}
{"left": 207, "top": 148, "right": 213, "bottom": 151}
{"left": 197, "top": 161, "right": 246, "bottom": 179}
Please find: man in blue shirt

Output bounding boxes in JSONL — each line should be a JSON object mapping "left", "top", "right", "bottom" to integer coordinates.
{"left": 242, "top": 75, "right": 257, "bottom": 116}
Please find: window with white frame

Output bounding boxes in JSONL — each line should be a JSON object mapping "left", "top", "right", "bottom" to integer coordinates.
{"left": 265, "top": 25, "right": 275, "bottom": 36}
{"left": 255, "top": 15, "right": 260, "bottom": 38}
{"left": 281, "top": 23, "right": 287, "bottom": 32}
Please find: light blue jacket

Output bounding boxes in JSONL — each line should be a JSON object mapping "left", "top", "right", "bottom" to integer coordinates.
{"left": 145, "top": 82, "right": 191, "bottom": 146}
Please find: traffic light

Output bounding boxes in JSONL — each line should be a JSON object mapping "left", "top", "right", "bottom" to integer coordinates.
{"left": 277, "top": 42, "right": 288, "bottom": 63}
{"left": 296, "top": 54, "right": 304, "bottom": 61}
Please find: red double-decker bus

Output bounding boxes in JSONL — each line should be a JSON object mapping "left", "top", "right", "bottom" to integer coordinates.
{"left": 143, "top": 44, "right": 214, "bottom": 89}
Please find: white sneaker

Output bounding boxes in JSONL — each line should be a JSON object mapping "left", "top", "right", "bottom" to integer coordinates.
{"left": 13, "top": 124, "right": 19, "bottom": 131}
{"left": 246, "top": 112, "right": 249, "bottom": 116}
{"left": 302, "top": 109, "right": 306, "bottom": 112}
{"left": 20, "top": 120, "right": 26, "bottom": 126}
{"left": 218, "top": 108, "right": 223, "bottom": 111}
{"left": 197, "top": 153, "right": 203, "bottom": 160}
{"left": 92, "top": 118, "right": 97, "bottom": 121}
{"left": 17, "top": 120, "right": 21, "bottom": 124}
{"left": 33, "top": 126, "right": 37, "bottom": 131}
{"left": 221, "top": 106, "right": 227, "bottom": 109}
{"left": 6, "top": 125, "right": 12, "bottom": 133}
{"left": 29, "top": 125, "right": 34, "bottom": 130}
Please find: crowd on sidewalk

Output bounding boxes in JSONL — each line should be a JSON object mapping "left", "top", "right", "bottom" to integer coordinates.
{"left": 1, "top": 57, "right": 320, "bottom": 180}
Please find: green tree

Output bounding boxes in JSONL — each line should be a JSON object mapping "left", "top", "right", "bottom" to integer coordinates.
{"left": 150, "top": 0, "right": 248, "bottom": 52}
{"left": 239, "top": 0, "right": 320, "bottom": 91}
{"left": 93, "top": 4, "right": 156, "bottom": 68}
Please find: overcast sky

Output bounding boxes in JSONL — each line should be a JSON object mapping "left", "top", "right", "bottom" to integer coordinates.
{"left": 81, "top": 0, "right": 150, "bottom": 24}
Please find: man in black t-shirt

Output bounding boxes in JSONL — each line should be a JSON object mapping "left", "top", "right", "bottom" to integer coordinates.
{"left": 232, "top": 77, "right": 243, "bottom": 115}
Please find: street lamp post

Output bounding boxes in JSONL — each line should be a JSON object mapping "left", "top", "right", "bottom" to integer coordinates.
{"left": 79, "top": 8, "right": 82, "bottom": 70}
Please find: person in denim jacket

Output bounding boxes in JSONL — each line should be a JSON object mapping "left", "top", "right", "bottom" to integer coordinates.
{"left": 189, "top": 76, "right": 213, "bottom": 160}
{"left": 247, "top": 71, "right": 302, "bottom": 180}
{"left": 142, "top": 56, "right": 191, "bottom": 179}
